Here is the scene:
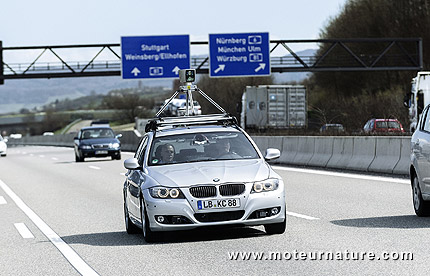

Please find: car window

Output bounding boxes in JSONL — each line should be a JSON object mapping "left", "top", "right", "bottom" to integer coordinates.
{"left": 376, "top": 121, "right": 387, "bottom": 128}
{"left": 135, "top": 136, "right": 148, "bottom": 165}
{"left": 387, "top": 121, "right": 400, "bottom": 129}
{"left": 148, "top": 131, "right": 259, "bottom": 166}
{"left": 81, "top": 128, "right": 114, "bottom": 139}
{"left": 423, "top": 107, "right": 430, "bottom": 132}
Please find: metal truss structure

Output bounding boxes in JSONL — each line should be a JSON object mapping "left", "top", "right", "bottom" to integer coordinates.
{"left": 0, "top": 38, "right": 423, "bottom": 85}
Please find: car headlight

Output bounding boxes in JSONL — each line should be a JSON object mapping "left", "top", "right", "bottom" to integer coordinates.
{"left": 252, "top": 179, "right": 279, "bottom": 193}
{"left": 81, "top": 145, "right": 92, "bottom": 149}
{"left": 149, "top": 187, "right": 184, "bottom": 199}
{"left": 110, "top": 142, "right": 120, "bottom": 149}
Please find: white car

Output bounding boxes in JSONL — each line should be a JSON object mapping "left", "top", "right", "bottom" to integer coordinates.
{"left": 0, "top": 135, "right": 7, "bottom": 157}
{"left": 123, "top": 115, "right": 285, "bottom": 242}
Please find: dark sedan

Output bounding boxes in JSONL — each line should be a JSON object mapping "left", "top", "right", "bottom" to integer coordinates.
{"left": 74, "top": 126, "right": 122, "bottom": 162}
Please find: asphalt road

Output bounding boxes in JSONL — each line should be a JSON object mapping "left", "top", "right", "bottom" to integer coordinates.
{"left": 0, "top": 146, "right": 428, "bottom": 275}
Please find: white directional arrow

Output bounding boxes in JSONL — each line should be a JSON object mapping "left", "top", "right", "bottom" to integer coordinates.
{"left": 172, "top": 66, "right": 180, "bottom": 75}
{"left": 131, "top": 67, "right": 141, "bottom": 76}
{"left": 255, "top": 63, "right": 266, "bottom": 72}
{"left": 214, "top": 64, "right": 226, "bottom": 74}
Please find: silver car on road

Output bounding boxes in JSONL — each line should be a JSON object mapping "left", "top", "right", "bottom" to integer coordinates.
{"left": 411, "top": 104, "right": 430, "bottom": 216}
{"left": 123, "top": 119, "right": 286, "bottom": 242}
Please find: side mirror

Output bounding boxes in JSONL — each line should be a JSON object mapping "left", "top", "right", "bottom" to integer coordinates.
{"left": 116, "top": 134, "right": 123, "bottom": 139}
{"left": 124, "top": 158, "right": 141, "bottom": 170}
{"left": 264, "top": 148, "right": 281, "bottom": 161}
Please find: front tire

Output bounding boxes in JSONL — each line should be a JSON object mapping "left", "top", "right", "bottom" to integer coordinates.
{"left": 264, "top": 219, "right": 286, "bottom": 235}
{"left": 141, "top": 197, "right": 156, "bottom": 242}
{"left": 264, "top": 209, "right": 286, "bottom": 235}
{"left": 412, "top": 175, "right": 430, "bottom": 216}
{"left": 75, "top": 151, "right": 84, "bottom": 162}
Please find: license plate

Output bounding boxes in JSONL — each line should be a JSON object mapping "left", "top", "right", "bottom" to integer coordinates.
{"left": 197, "top": 198, "right": 240, "bottom": 210}
{"left": 95, "top": 150, "right": 108, "bottom": 155}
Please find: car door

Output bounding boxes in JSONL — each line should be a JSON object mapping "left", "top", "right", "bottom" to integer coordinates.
{"left": 418, "top": 106, "right": 430, "bottom": 194}
{"left": 126, "top": 135, "right": 148, "bottom": 219}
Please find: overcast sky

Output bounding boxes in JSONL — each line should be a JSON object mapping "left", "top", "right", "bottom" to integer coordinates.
{"left": 1, "top": 0, "right": 347, "bottom": 61}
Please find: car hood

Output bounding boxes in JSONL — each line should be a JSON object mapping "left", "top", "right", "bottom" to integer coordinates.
{"left": 147, "top": 159, "right": 270, "bottom": 187}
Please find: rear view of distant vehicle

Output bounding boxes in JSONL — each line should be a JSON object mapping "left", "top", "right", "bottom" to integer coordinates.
{"left": 0, "top": 135, "right": 7, "bottom": 157}
{"left": 74, "top": 126, "right": 122, "bottom": 162}
{"left": 363, "top": 118, "right": 404, "bottom": 134}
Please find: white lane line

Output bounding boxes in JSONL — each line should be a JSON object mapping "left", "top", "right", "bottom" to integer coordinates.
{"left": 0, "top": 196, "right": 7, "bottom": 204}
{"left": 123, "top": 152, "right": 134, "bottom": 156}
{"left": 88, "top": 166, "right": 101, "bottom": 170}
{"left": 29, "top": 154, "right": 34, "bottom": 156}
{"left": 51, "top": 157, "right": 58, "bottom": 161}
{"left": 286, "top": 211, "right": 320, "bottom": 220}
{"left": 0, "top": 179, "right": 99, "bottom": 276}
{"left": 14, "top": 223, "right": 35, "bottom": 239}
{"left": 273, "top": 166, "right": 410, "bottom": 184}
{"left": 39, "top": 155, "right": 45, "bottom": 158}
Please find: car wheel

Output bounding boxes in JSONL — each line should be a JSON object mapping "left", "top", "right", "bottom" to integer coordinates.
{"left": 412, "top": 176, "right": 430, "bottom": 217}
{"left": 140, "top": 197, "right": 156, "bottom": 242}
{"left": 264, "top": 211, "right": 286, "bottom": 235}
{"left": 124, "top": 195, "right": 140, "bottom": 234}
{"left": 75, "top": 154, "right": 84, "bottom": 162}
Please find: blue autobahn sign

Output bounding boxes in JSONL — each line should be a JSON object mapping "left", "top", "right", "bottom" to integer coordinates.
{"left": 209, "top": 32, "right": 270, "bottom": 77}
{"left": 121, "top": 35, "right": 190, "bottom": 79}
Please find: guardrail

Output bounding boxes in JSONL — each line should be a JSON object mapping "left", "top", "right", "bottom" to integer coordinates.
{"left": 252, "top": 136, "right": 410, "bottom": 175}
{"left": 7, "top": 132, "right": 410, "bottom": 176}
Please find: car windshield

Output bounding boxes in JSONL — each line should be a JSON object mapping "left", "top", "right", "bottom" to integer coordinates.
{"left": 148, "top": 131, "right": 259, "bottom": 166}
{"left": 82, "top": 128, "right": 115, "bottom": 139}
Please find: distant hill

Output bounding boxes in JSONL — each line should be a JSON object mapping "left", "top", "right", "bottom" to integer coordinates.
{"left": 0, "top": 77, "right": 173, "bottom": 114}
{"left": 0, "top": 49, "right": 316, "bottom": 114}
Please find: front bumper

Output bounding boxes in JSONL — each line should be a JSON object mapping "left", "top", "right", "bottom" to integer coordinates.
{"left": 80, "top": 148, "right": 120, "bottom": 158}
{"left": 143, "top": 183, "right": 286, "bottom": 232}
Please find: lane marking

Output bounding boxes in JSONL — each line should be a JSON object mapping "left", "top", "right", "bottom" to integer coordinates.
{"left": 0, "top": 179, "right": 99, "bottom": 276}
{"left": 39, "top": 155, "right": 45, "bottom": 158}
{"left": 286, "top": 211, "right": 320, "bottom": 220}
{"left": 52, "top": 157, "right": 58, "bottom": 161}
{"left": 273, "top": 166, "right": 410, "bottom": 184}
{"left": 123, "top": 152, "right": 134, "bottom": 156}
{"left": 0, "top": 196, "right": 7, "bottom": 204}
{"left": 88, "top": 166, "right": 101, "bottom": 170}
{"left": 14, "top": 223, "right": 35, "bottom": 239}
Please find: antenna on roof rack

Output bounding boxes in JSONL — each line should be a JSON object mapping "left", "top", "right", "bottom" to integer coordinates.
{"left": 146, "top": 69, "right": 237, "bottom": 132}
{"left": 155, "top": 69, "right": 227, "bottom": 118}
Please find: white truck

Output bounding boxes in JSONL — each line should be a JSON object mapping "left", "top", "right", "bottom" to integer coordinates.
{"left": 404, "top": 72, "right": 430, "bottom": 132}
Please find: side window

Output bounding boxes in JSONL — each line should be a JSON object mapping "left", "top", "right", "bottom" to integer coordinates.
{"left": 422, "top": 107, "right": 430, "bottom": 132}
{"left": 135, "top": 136, "right": 148, "bottom": 165}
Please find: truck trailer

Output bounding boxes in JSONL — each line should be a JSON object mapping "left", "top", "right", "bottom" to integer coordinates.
{"left": 241, "top": 85, "right": 306, "bottom": 130}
